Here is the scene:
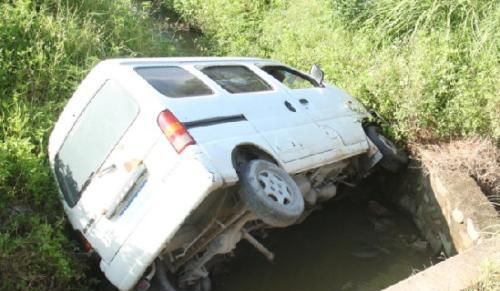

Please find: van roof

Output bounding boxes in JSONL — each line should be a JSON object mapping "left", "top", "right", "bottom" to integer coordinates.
{"left": 104, "top": 57, "right": 272, "bottom": 68}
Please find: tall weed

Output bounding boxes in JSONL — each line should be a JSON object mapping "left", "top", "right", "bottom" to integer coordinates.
{"left": 0, "top": 0, "right": 175, "bottom": 289}
{"left": 169, "top": 0, "right": 500, "bottom": 141}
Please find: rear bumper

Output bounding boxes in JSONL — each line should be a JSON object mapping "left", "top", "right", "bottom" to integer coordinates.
{"left": 101, "top": 147, "right": 224, "bottom": 290}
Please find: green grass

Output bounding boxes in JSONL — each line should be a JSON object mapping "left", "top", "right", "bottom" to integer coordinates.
{"left": 0, "top": 0, "right": 498, "bottom": 289}
{"left": 0, "top": 1, "right": 175, "bottom": 289}
{"left": 170, "top": 0, "right": 499, "bottom": 141}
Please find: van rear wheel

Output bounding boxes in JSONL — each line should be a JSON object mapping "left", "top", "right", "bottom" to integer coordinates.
{"left": 238, "top": 160, "right": 304, "bottom": 227}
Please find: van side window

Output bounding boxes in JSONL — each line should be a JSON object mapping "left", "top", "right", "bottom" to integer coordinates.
{"left": 135, "top": 67, "right": 213, "bottom": 98}
{"left": 54, "top": 80, "right": 139, "bottom": 207}
{"left": 201, "top": 66, "right": 272, "bottom": 94}
{"left": 261, "top": 66, "right": 319, "bottom": 89}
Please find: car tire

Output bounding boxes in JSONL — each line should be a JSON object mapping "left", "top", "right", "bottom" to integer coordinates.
{"left": 238, "top": 160, "right": 304, "bottom": 227}
{"left": 365, "top": 125, "right": 408, "bottom": 173}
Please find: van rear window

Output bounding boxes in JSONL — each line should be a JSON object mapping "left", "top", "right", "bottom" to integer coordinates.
{"left": 135, "top": 66, "right": 213, "bottom": 98}
{"left": 54, "top": 80, "right": 139, "bottom": 207}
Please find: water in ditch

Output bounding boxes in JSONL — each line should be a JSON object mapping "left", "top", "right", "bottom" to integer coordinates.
{"left": 212, "top": 176, "right": 435, "bottom": 291}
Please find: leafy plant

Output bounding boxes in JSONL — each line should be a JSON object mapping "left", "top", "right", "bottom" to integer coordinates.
{"left": 0, "top": 0, "right": 175, "bottom": 289}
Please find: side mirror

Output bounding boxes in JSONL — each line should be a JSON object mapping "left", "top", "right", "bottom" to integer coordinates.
{"left": 310, "top": 64, "right": 324, "bottom": 85}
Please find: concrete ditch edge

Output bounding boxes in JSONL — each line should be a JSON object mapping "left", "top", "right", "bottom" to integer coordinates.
{"left": 382, "top": 237, "right": 500, "bottom": 291}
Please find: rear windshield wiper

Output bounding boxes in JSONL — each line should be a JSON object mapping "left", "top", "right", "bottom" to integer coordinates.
{"left": 79, "top": 171, "right": 96, "bottom": 195}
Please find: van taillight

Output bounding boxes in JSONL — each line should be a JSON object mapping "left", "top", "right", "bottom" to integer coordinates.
{"left": 77, "top": 231, "right": 93, "bottom": 252}
{"left": 157, "top": 110, "right": 195, "bottom": 153}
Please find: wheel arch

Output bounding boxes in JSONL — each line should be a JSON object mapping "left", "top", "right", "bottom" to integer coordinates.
{"left": 361, "top": 117, "right": 382, "bottom": 131}
{"left": 231, "top": 143, "right": 280, "bottom": 173}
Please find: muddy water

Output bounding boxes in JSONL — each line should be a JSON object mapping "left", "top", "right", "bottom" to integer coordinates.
{"left": 213, "top": 181, "right": 435, "bottom": 291}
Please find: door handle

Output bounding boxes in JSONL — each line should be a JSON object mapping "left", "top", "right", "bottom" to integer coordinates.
{"left": 299, "top": 98, "right": 309, "bottom": 105}
{"left": 284, "top": 101, "right": 296, "bottom": 112}
{"left": 105, "top": 162, "right": 147, "bottom": 218}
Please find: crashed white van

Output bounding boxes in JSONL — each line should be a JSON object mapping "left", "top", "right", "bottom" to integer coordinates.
{"left": 48, "top": 57, "right": 407, "bottom": 291}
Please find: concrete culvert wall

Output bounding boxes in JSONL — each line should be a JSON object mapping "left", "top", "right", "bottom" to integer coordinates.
{"left": 384, "top": 160, "right": 499, "bottom": 256}
{"left": 380, "top": 158, "right": 500, "bottom": 290}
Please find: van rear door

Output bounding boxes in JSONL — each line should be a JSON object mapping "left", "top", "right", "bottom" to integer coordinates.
{"left": 54, "top": 79, "right": 158, "bottom": 262}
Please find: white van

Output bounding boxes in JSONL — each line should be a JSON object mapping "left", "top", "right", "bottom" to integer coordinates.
{"left": 48, "top": 57, "right": 407, "bottom": 291}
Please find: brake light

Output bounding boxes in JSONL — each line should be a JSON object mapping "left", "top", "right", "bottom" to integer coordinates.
{"left": 157, "top": 110, "right": 196, "bottom": 153}
{"left": 77, "top": 231, "right": 93, "bottom": 252}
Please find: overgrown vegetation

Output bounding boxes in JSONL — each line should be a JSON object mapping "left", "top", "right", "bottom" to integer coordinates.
{"left": 169, "top": 0, "right": 499, "bottom": 141}
{"left": 0, "top": 0, "right": 175, "bottom": 289}
{"left": 1, "top": 0, "right": 498, "bottom": 290}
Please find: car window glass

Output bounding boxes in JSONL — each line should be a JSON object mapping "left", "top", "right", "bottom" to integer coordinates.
{"left": 201, "top": 66, "right": 272, "bottom": 94}
{"left": 135, "top": 66, "right": 213, "bottom": 98}
{"left": 261, "top": 66, "right": 318, "bottom": 89}
{"left": 55, "top": 80, "right": 139, "bottom": 207}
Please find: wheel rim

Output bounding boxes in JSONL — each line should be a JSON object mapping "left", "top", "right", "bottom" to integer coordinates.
{"left": 256, "top": 170, "right": 293, "bottom": 206}
{"left": 377, "top": 133, "right": 398, "bottom": 155}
